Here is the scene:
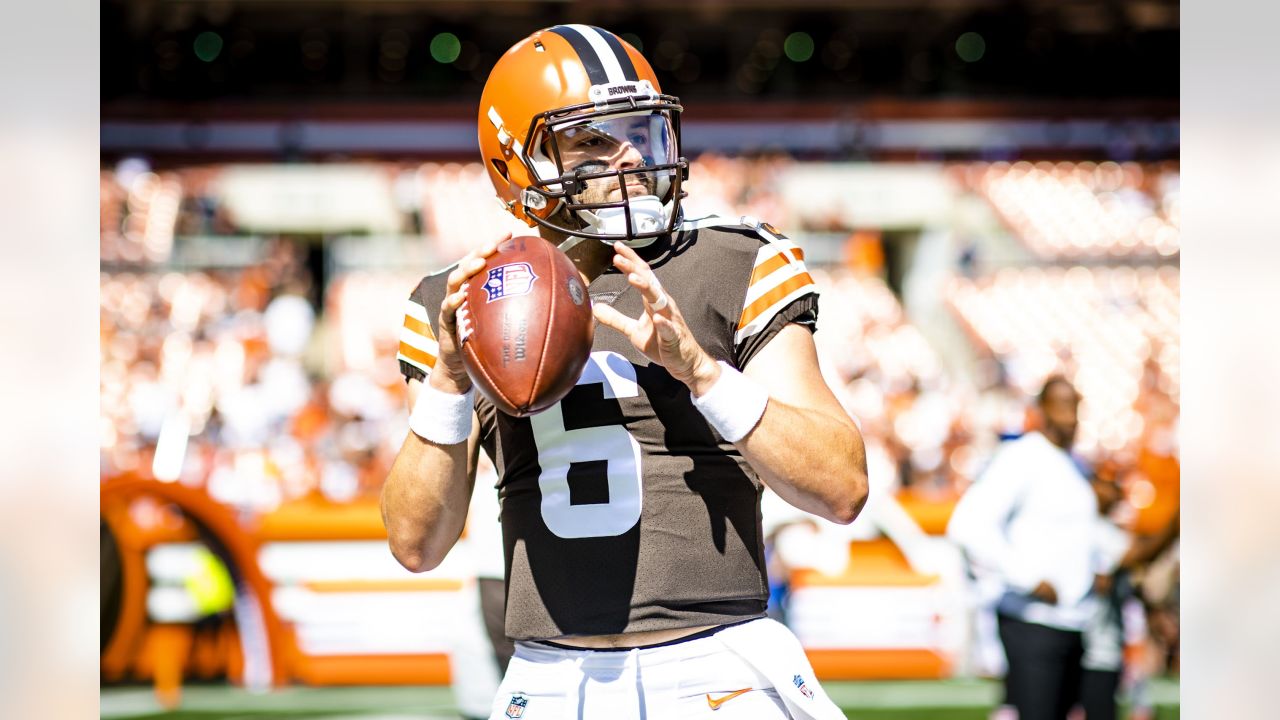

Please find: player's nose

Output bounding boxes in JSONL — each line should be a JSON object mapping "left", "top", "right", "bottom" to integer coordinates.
{"left": 612, "top": 141, "right": 645, "bottom": 171}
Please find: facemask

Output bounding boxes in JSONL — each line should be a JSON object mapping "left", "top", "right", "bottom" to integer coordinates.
{"left": 578, "top": 195, "right": 667, "bottom": 246}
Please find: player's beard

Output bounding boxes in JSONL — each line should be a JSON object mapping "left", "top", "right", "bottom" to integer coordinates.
{"left": 575, "top": 170, "right": 658, "bottom": 206}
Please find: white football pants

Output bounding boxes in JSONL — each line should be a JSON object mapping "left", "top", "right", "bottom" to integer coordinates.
{"left": 486, "top": 618, "right": 845, "bottom": 720}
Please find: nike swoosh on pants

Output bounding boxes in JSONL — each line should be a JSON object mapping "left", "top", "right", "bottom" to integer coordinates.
{"left": 705, "top": 688, "right": 753, "bottom": 710}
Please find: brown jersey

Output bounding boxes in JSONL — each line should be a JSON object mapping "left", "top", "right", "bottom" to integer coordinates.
{"left": 397, "top": 216, "right": 819, "bottom": 640}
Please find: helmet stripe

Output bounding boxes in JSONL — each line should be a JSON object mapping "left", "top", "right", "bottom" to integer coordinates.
{"left": 548, "top": 25, "right": 611, "bottom": 86}
{"left": 556, "top": 24, "right": 637, "bottom": 85}
{"left": 570, "top": 25, "right": 635, "bottom": 83}
{"left": 595, "top": 27, "right": 640, "bottom": 82}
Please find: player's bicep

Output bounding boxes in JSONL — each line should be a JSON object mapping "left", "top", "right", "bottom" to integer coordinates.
{"left": 743, "top": 322, "right": 851, "bottom": 426}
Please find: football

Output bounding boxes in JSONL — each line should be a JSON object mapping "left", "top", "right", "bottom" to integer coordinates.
{"left": 459, "top": 235, "right": 594, "bottom": 417}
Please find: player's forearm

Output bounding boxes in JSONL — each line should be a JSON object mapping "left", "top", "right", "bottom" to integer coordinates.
{"left": 381, "top": 435, "right": 473, "bottom": 572}
{"left": 1120, "top": 514, "right": 1179, "bottom": 570}
{"left": 740, "top": 402, "right": 868, "bottom": 524}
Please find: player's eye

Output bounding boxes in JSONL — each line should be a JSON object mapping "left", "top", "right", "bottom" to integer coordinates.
{"left": 569, "top": 160, "right": 609, "bottom": 175}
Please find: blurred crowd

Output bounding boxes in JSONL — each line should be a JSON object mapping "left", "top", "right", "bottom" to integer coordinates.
{"left": 100, "top": 152, "right": 1180, "bottom": 677}
{"left": 948, "top": 267, "right": 1179, "bottom": 458}
{"left": 100, "top": 237, "right": 410, "bottom": 513}
{"left": 960, "top": 160, "right": 1180, "bottom": 259}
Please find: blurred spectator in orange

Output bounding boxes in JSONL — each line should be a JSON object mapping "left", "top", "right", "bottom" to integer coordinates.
{"left": 843, "top": 230, "right": 885, "bottom": 276}
{"left": 1078, "top": 461, "right": 1179, "bottom": 720}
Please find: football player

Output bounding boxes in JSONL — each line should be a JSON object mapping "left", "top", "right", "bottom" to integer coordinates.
{"left": 383, "top": 25, "right": 867, "bottom": 719}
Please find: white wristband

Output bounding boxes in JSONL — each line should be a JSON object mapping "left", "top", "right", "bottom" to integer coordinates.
{"left": 691, "top": 361, "right": 769, "bottom": 443}
{"left": 408, "top": 384, "right": 475, "bottom": 445}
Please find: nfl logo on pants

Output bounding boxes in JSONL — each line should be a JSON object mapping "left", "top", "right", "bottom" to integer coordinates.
{"left": 505, "top": 694, "right": 528, "bottom": 718}
{"left": 794, "top": 674, "right": 815, "bottom": 700}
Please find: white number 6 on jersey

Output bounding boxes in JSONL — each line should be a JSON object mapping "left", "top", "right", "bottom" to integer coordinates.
{"left": 528, "top": 351, "right": 643, "bottom": 539}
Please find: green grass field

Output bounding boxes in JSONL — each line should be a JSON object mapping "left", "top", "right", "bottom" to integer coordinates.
{"left": 101, "top": 678, "right": 1179, "bottom": 719}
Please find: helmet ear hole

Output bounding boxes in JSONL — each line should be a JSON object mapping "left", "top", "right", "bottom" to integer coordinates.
{"left": 490, "top": 158, "right": 509, "bottom": 181}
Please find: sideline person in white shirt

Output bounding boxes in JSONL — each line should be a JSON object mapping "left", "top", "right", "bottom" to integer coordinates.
{"left": 947, "top": 376, "right": 1096, "bottom": 720}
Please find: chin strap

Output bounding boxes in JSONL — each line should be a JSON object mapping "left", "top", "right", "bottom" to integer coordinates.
{"left": 574, "top": 195, "right": 669, "bottom": 247}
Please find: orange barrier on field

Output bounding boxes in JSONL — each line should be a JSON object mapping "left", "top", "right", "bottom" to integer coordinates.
{"left": 290, "top": 654, "right": 452, "bottom": 686}
{"left": 258, "top": 495, "right": 389, "bottom": 541}
{"left": 895, "top": 488, "right": 960, "bottom": 536}
{"left": 101, "top": 501, "right": 157, "bottom": 681}
{"left": 302, "top": 578, "right": 465, "bottom": 593}
{"left": 132, "top": 625, "right": 194, "bottom": 709}
{"left": 101, "top": 475, "right": 289, "bottom": 688}
{"left": 807, "top": 648, "right": 950, "bottom": 680}
{"left": 792, "top": 538, "right": 939, "bottom": 587}
{"left": 103, "top": 478, "right": 965, "bottom": 689}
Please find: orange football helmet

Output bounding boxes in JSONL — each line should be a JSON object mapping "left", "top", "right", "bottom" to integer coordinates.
{"left": 478, "top": 25, "right": 688, "bottom": 246}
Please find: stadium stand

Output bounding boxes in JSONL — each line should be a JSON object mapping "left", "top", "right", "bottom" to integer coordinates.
{"left": 965, "top": 160, "right": 1180, "bottom": 259}
{"left": 947, "top": 266, "right": 1179, "bottom": 457}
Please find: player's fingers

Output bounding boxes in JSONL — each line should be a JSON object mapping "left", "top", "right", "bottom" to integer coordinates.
{"left": 467, "top": 236, "right": 505, "bottom": 270}
{"left": 445, "top": 284, "right": 469, "bottom": 310}
{"left": 627, "top": 272, "right": 671, "bottom": 315}
{"left": 651, "top": 311, "right": 681, "bottom": 346}
{"left": 446, "top": 263, "right": 470, "bottom": 292}
{"left": 480, "top": 234, "right": 510, "bottom": 258}
{"left": 612, "top": 241, "right": 652, "bottom": 275}
{"left": 652, "top": 315, "right": 705, "bottom": 378}
{"left": 592, "top": 303, "right": 638, "bottom": 337}
{"left": 625, "top": 271, "right": 650, "bottom": 293}
{"left": 439, "top": 283, "right": 470, "bottom": 330}
{"left": 447, "top": 255, "right": 489, "bottom": 292}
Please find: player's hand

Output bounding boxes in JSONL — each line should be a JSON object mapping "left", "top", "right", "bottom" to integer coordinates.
{"left": 592, "top": 241, "right": 721, "bottom": 395}
{"left": 1031, "top": 580, "right": 1059, "bottom": 605}
{"left": 433, "top": 235, "right": 507, "bottom": 395}
{"left": 1093, "top": 574, "right": 1113, "bottom": 596}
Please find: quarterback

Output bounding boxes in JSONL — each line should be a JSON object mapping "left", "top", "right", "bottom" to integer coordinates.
{"left": 382, "top": 25, "right": 868, "bottom": 719}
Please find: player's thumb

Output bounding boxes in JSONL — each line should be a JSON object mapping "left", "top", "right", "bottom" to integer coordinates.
{"left": 592, "top": 303, "right": 632, "bottom": 335}
{"left": 651, "top": 313, "right": 681, "bottom": 347}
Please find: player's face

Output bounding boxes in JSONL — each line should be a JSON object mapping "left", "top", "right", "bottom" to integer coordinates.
{"left": 545, "top": 113, "right": 675, "bottom": 204}
{"left": 1039, "top": 381, "right": 1080, "bottom": 448}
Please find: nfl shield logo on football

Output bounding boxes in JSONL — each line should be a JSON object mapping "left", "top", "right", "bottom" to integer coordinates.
{"left": 484, "top": 263, "right": 539, "bottom": 302}
{"left": 793, "top": 674, "right": 815, "bottom": 700}
{"left": 505, "top": 694, "right": 528, "bottom": 718}
{"left": 566, "top": 275, "right": 585, "bottom": 306}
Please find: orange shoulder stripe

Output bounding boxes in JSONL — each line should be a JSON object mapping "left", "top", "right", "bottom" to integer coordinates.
{"left": 749, "top": 253, "right": 793, "bottom": 287}
{"left": 398, "top": 341, "right": 437, "bottom": 369}
{"left": 403, "top": 313, "right": 435, "bottom": 340}
{"left": 748, "top": 246, "right": 805, "bottom": 287}
{"left": 738, "top": 273, "right": 815, "bottom": 330}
